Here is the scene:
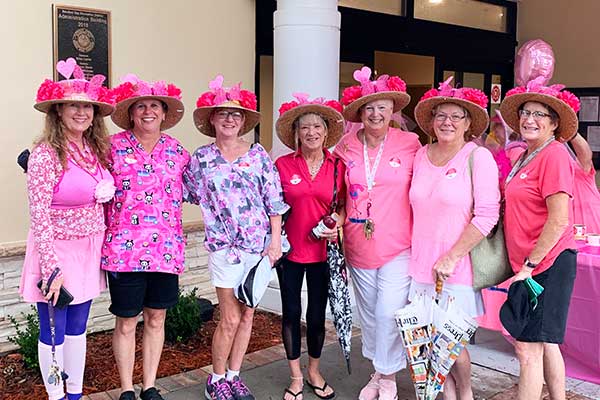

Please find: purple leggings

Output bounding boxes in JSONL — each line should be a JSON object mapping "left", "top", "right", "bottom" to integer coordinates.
{"left": 37, "top": 301, "right": 92, "bottom": 345}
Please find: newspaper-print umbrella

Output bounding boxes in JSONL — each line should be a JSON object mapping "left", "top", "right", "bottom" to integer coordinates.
{"left": 326, "top": 238, "right": 352, "bottom": 374}
{"left": 395, "top": 279, "right": 478, "bottom": 399}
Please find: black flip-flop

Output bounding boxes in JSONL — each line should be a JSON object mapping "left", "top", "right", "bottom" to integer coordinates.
{"left": 306, "top": 380, "right": 336, "bottom": 399}
{"left": 283, "top": 388, "right": 303, "bottom": 399}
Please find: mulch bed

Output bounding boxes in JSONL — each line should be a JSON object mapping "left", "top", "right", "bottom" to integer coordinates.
{"left": 0, "top": 306, "right": 282, "bottom": 400}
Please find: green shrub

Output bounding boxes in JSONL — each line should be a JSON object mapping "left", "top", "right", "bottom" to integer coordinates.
{"left": 164, "top": 287, "right": 203, "bottom": 343}
{"left": 7, "top": 306, "right": 40, "bottom": 370}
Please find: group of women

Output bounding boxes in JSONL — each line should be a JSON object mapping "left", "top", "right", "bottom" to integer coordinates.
{"left": 20, "top": 58, "right": 581, "bottom": 400}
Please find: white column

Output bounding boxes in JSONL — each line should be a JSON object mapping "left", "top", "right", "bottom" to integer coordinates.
{"left": 271, "top": 0, "right": 341, "bottom": 159}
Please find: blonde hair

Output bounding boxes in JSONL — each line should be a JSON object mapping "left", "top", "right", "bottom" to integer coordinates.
{"left": 34, "top": 104, "right": 111, "bottom": 168}
{"left": 292, "top": 112, "right": 329, "bottom": 149}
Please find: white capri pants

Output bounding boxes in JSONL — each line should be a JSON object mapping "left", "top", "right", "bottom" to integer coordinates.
{"left": 349, "top": 250, "right": 411, "bottom": 375}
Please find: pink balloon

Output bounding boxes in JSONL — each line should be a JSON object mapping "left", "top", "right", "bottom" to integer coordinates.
{"left": 514, "top": 39, "right": 555, "bottom": 86}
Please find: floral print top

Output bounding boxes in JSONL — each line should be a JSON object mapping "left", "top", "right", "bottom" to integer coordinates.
{"left": 27, "top": 143, "right": 109, "bottom": 281}
{"left": 102, "top": 131, "right": 190, "bottom": 275}
{"left": 183, "top": 143, "right": 289, "bottom": 262}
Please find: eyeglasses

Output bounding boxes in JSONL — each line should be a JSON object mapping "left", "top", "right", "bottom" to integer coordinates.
{"left": 215, "top": 110, "right": 244, "bottom": 121}
{"left": 519, "top": 109, "right": 552, "bottom": 120}
{"left": 433, "top": 113, "right": 466, "bottom": 123}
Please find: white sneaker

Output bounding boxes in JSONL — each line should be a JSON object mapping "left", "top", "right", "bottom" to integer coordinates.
{"left": 358, "top": 372, "right": 380, "bottom": 400}
{"left": 378, "top": 378, "right": 398, "bottom": 400}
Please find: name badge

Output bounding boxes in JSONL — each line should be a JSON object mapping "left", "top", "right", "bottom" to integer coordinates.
{"left": 389, "top": 157, "right": 402, "bottom": 168}
{"left": 290, "top": 174, "right": 302, "bottom": 185}
{"left": 446, "top": 168, "right": 457, "bottom": 179}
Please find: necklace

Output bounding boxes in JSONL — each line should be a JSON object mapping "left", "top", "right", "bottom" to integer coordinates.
{"left": 428, "top": 143, "right": 464, "bottom": 167}
{"left": 67, "top": 140, "right": 98, "bottom": 175}
{"left": 307, "top": 156, "right": 324, "bottom": 179}
{"left": 506, "top": 137, "right": 554, "bottom": 185}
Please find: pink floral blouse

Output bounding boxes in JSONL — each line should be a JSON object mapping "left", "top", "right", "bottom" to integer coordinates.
{"left": 102, "top": 131, "right": 190, "bottom": 275}
{"left": 27, "top": 143, "right": 109, "bottom": 281}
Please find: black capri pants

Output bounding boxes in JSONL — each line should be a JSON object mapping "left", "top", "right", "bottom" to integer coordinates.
{"left": 277, "top": 258, "right": 330, "bottom": 360}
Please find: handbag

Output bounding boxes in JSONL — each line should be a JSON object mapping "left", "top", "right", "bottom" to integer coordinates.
{"left": 467, "top": 147, "right": 513, "bottom": 290}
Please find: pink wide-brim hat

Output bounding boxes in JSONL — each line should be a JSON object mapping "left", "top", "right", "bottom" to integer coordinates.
{"left": 275, "top": 94, "right": 344, "bottom": 150}
{"left": 341, "top": 66, "right": 411, "bottom": 123}
{"left": 34, "top": 57, "right": 115, "bottom": 116}
{"left": 414, "top": 77, "right": 490, "bottom": 138}
{"left": 193, "top": 75, "right": 261, "bottom": 137}
{"left": 110, "top": 74, "right": 185, "bottom": 131}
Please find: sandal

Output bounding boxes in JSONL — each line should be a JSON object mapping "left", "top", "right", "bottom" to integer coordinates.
{"left": 283, "top": 376, "right": 303, "bottom": 400}
{"left": 306, "top": 379, "right": 336, "bottom": 399}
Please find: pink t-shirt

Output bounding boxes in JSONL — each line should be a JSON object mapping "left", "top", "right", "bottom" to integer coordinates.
{"left": 275, "top": 149, "right": 346, "bottom": 263}
{"left": 409, "top": 142, "right": 500, "bottom": 286}
{"left": 102, "top": 131, "right": 190, "bottom": 275}
{"left": 573, "top": 162, "right": 600, "bottom": 233}
{"left": 504, "top": 141, "right": 576, "bottom": 275}
{"left": 333, "top": 128, "right": 421, "bottom": 269}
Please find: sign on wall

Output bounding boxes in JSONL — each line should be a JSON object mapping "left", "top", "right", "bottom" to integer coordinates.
{"left": 53, "top": 4, "right": 111, "bottom": 85}
{"left": 490, "top": 83, "right": 502, "bottom": 104}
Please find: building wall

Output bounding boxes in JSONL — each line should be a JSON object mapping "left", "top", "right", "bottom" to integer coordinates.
{"left": 517, "top": 0, "right": 600, "bottom": 87}
{"left": 0, "top": 0, "right": 256, "bottom": 248}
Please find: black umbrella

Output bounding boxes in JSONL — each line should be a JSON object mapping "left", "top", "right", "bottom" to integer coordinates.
{"left": 326, "top": 235, "right": 352, "bottom": 374}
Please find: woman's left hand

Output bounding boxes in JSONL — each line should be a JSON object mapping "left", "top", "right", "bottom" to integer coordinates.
{"left": 433, "top": 254, "right": 459, "bottom": 282}
{"left": 263, "top": 238, "right": 282, "bottom": 266}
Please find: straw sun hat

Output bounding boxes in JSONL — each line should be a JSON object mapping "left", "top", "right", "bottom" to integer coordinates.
{"left": 499, "top": 77, "right": 580, "bottom": 141}
{"left": 34, "top": 57, "right": 115, "bottom": 116}
{"left": 193, "top": 75, "right": 260, "bottom": 137}
{"left": 414, "top": 77, "right": 490, "bottom": 138}
{"left": 341, "top": 66, "right": 411, "bottom": 123}
{"left": 110, "top": 74, "right": 185, "bottom": 130}
{"left": 275, "top": 93, "right": 344, "bottom": 150}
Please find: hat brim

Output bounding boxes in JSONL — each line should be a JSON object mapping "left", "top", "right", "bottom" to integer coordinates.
{"left": 499, "top": 93, "right": 578, "bottom": 141}
{"left": 193, "top": 103, "right": 261, "bottom": 137}
{"left": 275, "top": 104, "right": 344, "bottom": 150}
{"left": 34, "top": 99, "right": 114, "bottom": 117}
{"left": 414, "top": 97, "right": 490, "bottom": 139}
{"left": 342, "top": 91, "right": 411, "bottom": 123}
{"left": 111, "top": 95, "right": 185, "bottom": 131}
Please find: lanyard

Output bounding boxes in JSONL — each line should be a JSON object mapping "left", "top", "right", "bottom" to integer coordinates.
{"left": 505, "top": 137, "right": 554, "bottom": 185}
{"left": 363, "top": 133, "right": 387, "bottom": 192}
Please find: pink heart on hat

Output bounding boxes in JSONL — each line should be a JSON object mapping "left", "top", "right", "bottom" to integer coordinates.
{"left": 56, "top": 58, "right": 77, "bottom": 79}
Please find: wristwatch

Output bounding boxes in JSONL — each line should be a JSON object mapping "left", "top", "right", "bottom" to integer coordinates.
{"left": 523, "top": 257, "right": 538, "bottom": 269}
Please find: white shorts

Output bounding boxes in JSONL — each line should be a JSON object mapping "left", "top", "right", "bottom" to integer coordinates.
{"left": 208, "top": 248, "right": 262, "bottom": 289}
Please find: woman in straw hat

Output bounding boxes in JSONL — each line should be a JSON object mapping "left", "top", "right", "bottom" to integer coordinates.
{"left": 274, "top": 94, "right": 345, "bottom": 400}
{"left": 19, "top": 58, "right": 116, "bottom": 400}
{"left": 499, "top": 77, "right": 580, "bottom": 400}
{"left": 184, "top": 75, "right": 289, "bottom": 400}
{"left": 334, "top": 66, "right": 421, "bottom": 400}
{"left": 102, "top": 74, "right": 190, "bottom": 400}
{"left": 410, "top": 78, "right": 500, "bottom": 400}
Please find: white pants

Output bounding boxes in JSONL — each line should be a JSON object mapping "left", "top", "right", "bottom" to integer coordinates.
{"left": 349, "top": 250, "right": 411, "bottom": 375}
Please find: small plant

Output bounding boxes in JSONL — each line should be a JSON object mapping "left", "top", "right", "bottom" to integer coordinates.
{"left": 7, "top": 306, "right": 40, "bottom": 370}
{"left": 164, "top": 287, "right": 203, "bottom": 343}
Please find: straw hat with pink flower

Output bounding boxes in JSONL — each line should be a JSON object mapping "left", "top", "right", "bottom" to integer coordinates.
{"left": 110, "top": 74, "right": 185, "bottom": 130}
{"left": 276, "top": 93, "right": 344, "bottom": 150}
{"left": 193, "top": 75, "right": 260, "bottom": 137}
{"left": 499, "top": 76, "right": 580, "bottom": 141}
{"left": 414, "top": 77, "right": 490, "bottom": 138}
{"left": 341, "top": 66, "right": 411, "bottom": 123}
{"left": 34, "top": 57, "right": 115, "bottom": 116}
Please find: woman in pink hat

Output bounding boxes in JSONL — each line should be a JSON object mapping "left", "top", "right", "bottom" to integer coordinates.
{"left": 184, "top": 75, "right": 289, "bottom": 400}
{"left": 274, "top": 94, "right": 346, "bottom": 400}
{"left": 499, "top": 79, "right": 580, "bottom": 400}
{"left": 410, "top": 78, "right": 500, "bottom": 400}
{"left": 334, "top": 67, "right": 421, "bottom": 400}
{"left": 102, "top": 75, "right": 190, "bottom": 400}
{"left": 19, "top": 58, "right": 116, "bottom": 400}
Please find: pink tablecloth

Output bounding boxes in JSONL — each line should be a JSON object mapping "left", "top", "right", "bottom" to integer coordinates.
{"left": 478, "top": 242, "right": 600, "bottom": 384}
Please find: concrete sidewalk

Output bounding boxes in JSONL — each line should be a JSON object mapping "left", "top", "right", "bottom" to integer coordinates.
{"left": 85, "top": 326, "right": 599, "bottom": 400}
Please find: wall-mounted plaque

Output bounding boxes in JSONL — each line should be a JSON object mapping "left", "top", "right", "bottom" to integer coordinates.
{"left": 53, "top": 4, "right": 111, "bottom": 85}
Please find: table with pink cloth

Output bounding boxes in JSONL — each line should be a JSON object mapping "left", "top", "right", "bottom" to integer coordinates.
{"left": 478, "top": 241, "right": 600, "bottom": 384}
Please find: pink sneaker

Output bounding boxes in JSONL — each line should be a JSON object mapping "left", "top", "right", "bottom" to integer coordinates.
{"left": 378, "top": 378, "right": 398, "bottom": 400}
{"left": 358, "top": 373, "right": 380, "bottom": 400}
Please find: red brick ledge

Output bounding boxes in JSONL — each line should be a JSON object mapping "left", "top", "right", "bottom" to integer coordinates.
{"left": 82, "top": 322, "right": 360, "bottom": 399}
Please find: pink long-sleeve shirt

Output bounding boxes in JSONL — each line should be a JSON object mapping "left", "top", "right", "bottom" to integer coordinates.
{"left": 409, "top": 142, "right": 500, "bottom": 286}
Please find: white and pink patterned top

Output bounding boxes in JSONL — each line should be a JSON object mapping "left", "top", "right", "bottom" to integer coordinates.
{"left": 102, "top": 131, "right": 190, "bottom": 275}
{"left": 27, "top": 143, "right": 111, "bottom": 281}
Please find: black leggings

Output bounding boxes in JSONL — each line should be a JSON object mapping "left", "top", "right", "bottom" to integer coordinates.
{"left": 277, "top": 258, "right": 330, "bottom": 360}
